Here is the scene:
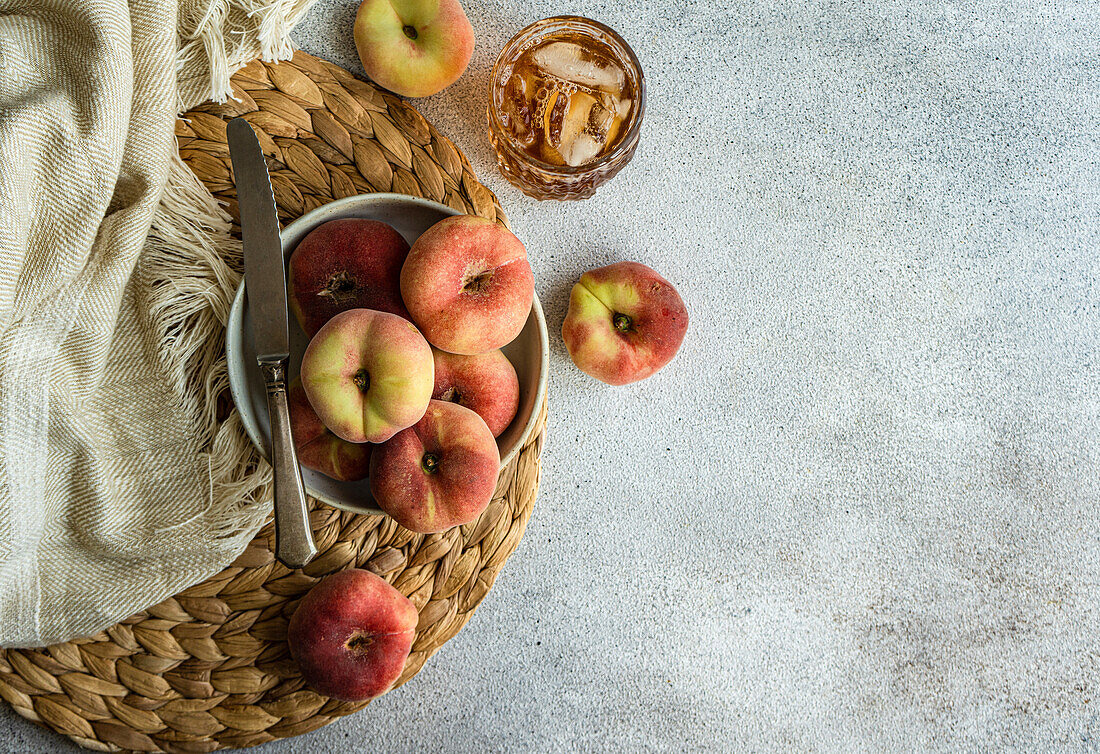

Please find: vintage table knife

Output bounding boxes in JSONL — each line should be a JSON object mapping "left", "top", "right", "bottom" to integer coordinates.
{"left": 227, "top": 117, "right": 318, "bottom": 569}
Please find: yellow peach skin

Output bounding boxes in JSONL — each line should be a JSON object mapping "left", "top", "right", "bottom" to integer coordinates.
{"left": 300, "top": 308, "right": 434, "bottom": 443}
{"left": 354, "top": 0, "right": 474, "bottom": 98}
{"left": 561, "top": 261, "right": 688, "bottom": 385}
{"left": 288, "top": 379, "right": 372, "bottom": 481}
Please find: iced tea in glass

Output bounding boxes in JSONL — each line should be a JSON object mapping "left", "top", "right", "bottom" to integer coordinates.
{"left": 488, "top": 17, "right": 645, "bottom": 200}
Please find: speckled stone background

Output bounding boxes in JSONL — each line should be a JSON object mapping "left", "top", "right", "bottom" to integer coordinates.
{"left": 4, "top": 0, "right": 1099, "bottom": 751}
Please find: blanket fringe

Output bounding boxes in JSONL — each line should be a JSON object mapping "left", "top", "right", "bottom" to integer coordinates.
{"left": 177, "top": 0, "right": 318, "bottom": 107}
{"left": 141, "top": 155, "right": 272, "bottom": 540}
{"left": 150, "top": 0, "right": 318, "bottom": 541}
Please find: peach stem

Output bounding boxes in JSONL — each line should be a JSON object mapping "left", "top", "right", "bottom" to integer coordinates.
{"left": 353, "top": 368, "right": 370, "bottom": 393}
{"left": 462, "top": 270, "right": 493, "bottom": 295}
{"left": 319, "top": 271, "right": 356, "bottom": 303}
{"left": 346, "top": 632, "right": 373, "bottom": 654}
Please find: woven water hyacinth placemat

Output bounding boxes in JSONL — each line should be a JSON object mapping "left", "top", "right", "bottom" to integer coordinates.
{"left": 0, "top": 51, "right": 546, "bottom": 753}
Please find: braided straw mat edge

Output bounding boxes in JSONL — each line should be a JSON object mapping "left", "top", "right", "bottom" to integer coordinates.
{"left": 0, "top": 51, "right": 546, "bottom": 753}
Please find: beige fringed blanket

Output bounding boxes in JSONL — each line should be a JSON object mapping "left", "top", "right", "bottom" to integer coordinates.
{"left": 0, "top": 0, "right": 315, "bottom": 646}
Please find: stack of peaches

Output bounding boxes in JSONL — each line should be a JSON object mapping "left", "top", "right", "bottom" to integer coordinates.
{"left": 285, "top": 215, "right": 535, "bottom": 704}
{"left": 287, "top": 213, "right": 532, "bottom": 534}
{"left": 283, "top": 212, "right": 689, "bottom": 704}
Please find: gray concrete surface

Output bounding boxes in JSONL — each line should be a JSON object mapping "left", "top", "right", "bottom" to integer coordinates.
{"left": 4, "top": 0, "right": 1100, "bottom": 751}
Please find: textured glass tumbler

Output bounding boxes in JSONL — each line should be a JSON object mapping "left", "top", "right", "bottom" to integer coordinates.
{"left": 487, "top": 16, "right": 646, "bottom": 200}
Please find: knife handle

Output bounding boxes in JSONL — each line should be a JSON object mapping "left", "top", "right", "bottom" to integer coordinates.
{"left": 260, "top": 360, "right": 318, "bottom": 569}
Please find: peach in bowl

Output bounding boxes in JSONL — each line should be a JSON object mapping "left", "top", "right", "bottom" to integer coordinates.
{"left": 225, "top": 193, "right": 549, "bottom": 515}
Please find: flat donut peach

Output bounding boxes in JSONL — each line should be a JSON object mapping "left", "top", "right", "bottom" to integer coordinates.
{"left": 400, "top": 215, "right": 534, "bottom": 354}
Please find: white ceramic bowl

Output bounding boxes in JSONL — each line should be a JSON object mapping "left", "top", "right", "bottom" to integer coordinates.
{"left": 226, "top": 193, "right": 549, "bottom": 515}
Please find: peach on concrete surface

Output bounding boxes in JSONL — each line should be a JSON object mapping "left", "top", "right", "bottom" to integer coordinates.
{"left": 354, "top": 0, "right": 474, "bottom": 98}
{"left": 561, "top": 261, "right": 688, "bottom": 385}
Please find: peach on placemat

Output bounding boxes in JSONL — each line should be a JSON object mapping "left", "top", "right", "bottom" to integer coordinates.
{"left": 562, "top": 261, "right": 688, "bottom": 385}
{"left": 370, "top": 399, "right": 500, "bottom": 533}
{"left": 289, "top": 218, "right": 411, "bottom": 337}
{"left": 400, "top": 215, "right": 533, "bottom": 355}
{"left": 288, "top": 569, "right": 417, "bottom": 702}
{"left": 354, "top": 0, "right": 474, "bottom": 98}
{"left": 300, "top": 308, "right": 433, "bottom": 444}
{"left": 432, "top": 348, "right": 519, "bottom": 437}
{"left": 289, "top": 379, "right": 372, "bottom": 482}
